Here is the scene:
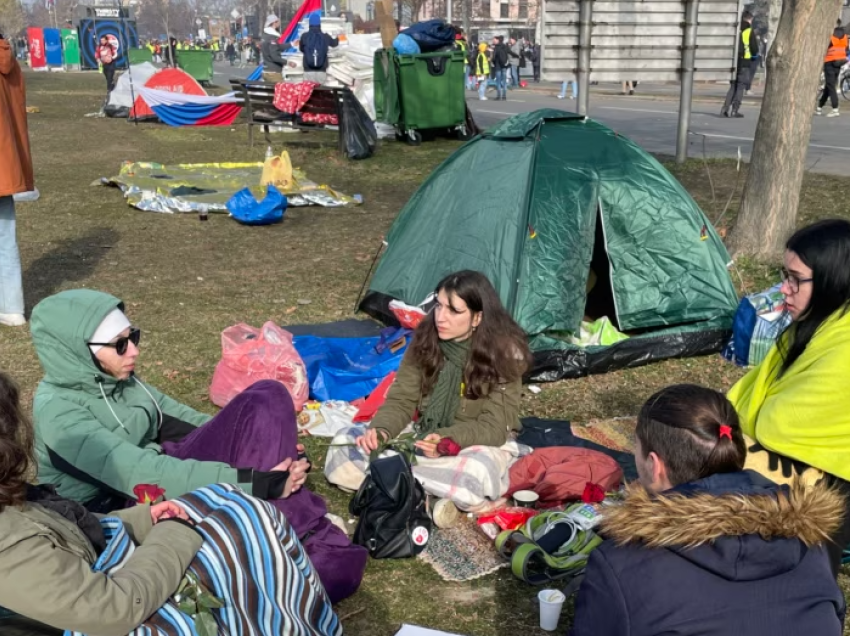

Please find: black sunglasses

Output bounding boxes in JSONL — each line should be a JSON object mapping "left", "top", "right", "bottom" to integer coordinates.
{"left": 89, "top": 328, "right": 141, "bottom": 355}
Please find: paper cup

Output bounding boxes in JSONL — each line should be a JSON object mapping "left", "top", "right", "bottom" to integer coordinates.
{"left": 538, "top": 589, "right": 566, "bottom": 631}
{"left": 512, "top": 490, "right": 540, "bottom": 508}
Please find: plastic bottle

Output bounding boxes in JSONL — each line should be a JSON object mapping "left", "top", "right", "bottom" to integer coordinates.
{"left": 265, "top": 145, "right": 274, "bottom": 160}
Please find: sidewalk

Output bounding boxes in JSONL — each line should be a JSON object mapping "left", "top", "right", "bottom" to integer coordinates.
{"left": 520, "top": 80, "right": 764, "bottom": 104}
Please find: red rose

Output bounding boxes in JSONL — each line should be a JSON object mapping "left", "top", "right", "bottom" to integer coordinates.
{"left": 133, "top": 484, "right": 166, "bottom": 504}
{"left": 436, "top": 437, "right": 461, "bottom": 457}
{"left": 581, "top": 482, "right": 605, "bottom": 504}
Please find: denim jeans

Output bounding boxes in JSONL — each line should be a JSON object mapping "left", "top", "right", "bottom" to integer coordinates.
{"left": 478, "top": 76, "right": 488, "bottom": 99}
{"left": 495, "top": 67, "right": 508, "bottom": 98}
{"left": 559, "top": 80, "right": 578, "bottom": 99}
{"left": 0, "top": 196, "right": 24, "bottom": 315}
{"left": 509, "top": 65, "right": 519, "bottom": 88}
{"left": 465, "top": 64, "right": 475, "bottom": 90}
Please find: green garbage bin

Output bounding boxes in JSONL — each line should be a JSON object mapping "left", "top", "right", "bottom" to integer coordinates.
{"left": 128, "top": 48, "right": 153, "bottom": 65}
{"left": 374, "top": 48, "right": 470, "bottom": 144}
{"left": 176, "top": 49, "right": 214, "bottom": 84}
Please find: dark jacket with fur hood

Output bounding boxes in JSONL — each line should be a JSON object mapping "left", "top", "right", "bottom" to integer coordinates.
{"left": 570, "top": 471, "right": 846, "bottom": 636}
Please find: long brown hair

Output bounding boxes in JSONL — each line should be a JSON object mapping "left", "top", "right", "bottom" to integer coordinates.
{"left": 409, "top": 270, "right": 532, "bottom": 398}
{"left": 0, "top": 371, "right": 33, "bottom": 511}
{"left": 636, "top": 384, "right": 746, "bottom": 487}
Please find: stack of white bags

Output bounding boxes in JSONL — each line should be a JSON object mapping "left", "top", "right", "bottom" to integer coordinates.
{"left": 282, "top": 19, "right": 394, "bottom": 136}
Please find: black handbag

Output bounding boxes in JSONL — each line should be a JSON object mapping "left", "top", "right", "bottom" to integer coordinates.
{"left": 349, "top": 454, "right": 432, "bottom": 559}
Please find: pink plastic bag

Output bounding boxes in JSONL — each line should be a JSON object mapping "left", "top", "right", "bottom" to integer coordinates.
{"left": 209, "top": 322, "right": 309, "bottom": 411}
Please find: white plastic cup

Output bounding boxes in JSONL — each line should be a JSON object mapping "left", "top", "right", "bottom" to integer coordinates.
{"left": 538, "top": 589, "right": 566, "bottom": 631}
{"left": 512, "top": 489, "right": 540, "bottom": 508}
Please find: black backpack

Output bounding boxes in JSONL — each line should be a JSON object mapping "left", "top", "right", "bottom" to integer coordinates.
{"left": 349, "top": 454, "right": 432, "bottom": 559}
{"left": 302, "top": 30, "right": 329, "bottom": 71}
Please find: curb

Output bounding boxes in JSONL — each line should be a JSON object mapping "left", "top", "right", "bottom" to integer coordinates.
{"left": 517, "top": 86, "right": 763, "bottom": 105}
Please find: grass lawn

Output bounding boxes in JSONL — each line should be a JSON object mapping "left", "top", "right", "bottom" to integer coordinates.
{"left": 5, "top": 71, "right": 850, "bottom": 636}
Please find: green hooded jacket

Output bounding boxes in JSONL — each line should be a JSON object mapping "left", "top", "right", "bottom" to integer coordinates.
{"left": 31, "top": 289, "right": 249, "bottom": 504}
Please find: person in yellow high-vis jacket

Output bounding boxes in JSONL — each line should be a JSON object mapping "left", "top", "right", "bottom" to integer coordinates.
{"left": 475, "top": 43, "right": 490, "bottom": 101}
{"left": 721, "top": 10, "right": 758, "bottom": 118}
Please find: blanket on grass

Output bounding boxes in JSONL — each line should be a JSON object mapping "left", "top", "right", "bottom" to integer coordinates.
{"left": 67, "top": 484, "right": 341, "bottom": 636}
{"left": 324, "top": 425, "right": 530, "bottom": 512}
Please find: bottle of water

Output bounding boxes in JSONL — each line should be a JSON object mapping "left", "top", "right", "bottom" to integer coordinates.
{"left": 265, "top": 145, "right": 274, "bottom": 160}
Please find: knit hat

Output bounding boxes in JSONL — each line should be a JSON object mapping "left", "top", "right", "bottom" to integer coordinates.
{"left": 265, "top": 14, "right": 280, "bottom": 28}
{"left": 88, "top": 308, "right": 131, "bottom": 354}
{"left": 309, "top": 13, "right": 321, "bottom": 27}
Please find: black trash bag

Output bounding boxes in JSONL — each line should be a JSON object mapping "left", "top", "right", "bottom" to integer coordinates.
{"left": 342, "top": 92, "right": 377, "bottom": 160}
{"left": 404, "top": 19, "right": 457, "bottom": 53}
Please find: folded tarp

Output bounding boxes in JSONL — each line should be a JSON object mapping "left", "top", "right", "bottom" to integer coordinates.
{"left": 293, "top": 327, "right": 410, "bottom": 401}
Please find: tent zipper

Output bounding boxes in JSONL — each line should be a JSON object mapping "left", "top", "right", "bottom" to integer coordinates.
{"left": 596, "top": 200, "right": 622, "bottom": 327}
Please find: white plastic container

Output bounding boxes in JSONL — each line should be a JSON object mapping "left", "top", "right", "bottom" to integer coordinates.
{"left": 538, "top": 589, "right": 566, "bottom": 631}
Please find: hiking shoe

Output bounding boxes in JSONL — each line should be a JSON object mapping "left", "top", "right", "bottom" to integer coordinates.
{"left": 828, "top": 109, "right": 840, "bottom": 118}
{"left": 815, "top": 107, "right": 823, "bottom": 116}
{"left": 0, "top": 313, "right": 26, "bottom": 327}
{"left": 432, "top": 498, "right": 460, "bottom": 529}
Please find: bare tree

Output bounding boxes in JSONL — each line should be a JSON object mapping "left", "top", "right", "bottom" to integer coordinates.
{"left": 727, "top": 0, "right": 843, "bottom": 258}
{"left": 0, "top": 0, "right": 25, "bottom": 37}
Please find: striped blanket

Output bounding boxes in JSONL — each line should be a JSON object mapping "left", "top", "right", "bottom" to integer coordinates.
{"left": 66, "top": 484, "right": 342, "bottom": 636}
{"left": 324, "top": 425, "right": 531, "bottom": 512}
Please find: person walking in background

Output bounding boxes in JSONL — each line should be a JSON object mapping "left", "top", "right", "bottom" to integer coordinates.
{"left": 816, "top": 20, "right": 849, "bottom": 118}
{"left": 225, "top": 38, "right": 236, "bottom": 66}
{"left": 722, "top": 10, "right": 757, "bottom": 118}
{"left": 95, "top": 35, "right": 117, "bottom": 94}
{"left": 475, "top": 42, "right": 490, "bottom": 100}
{"left": 531, "top": 42, "right": 541, "bottom": 82}
{"left": 508, "top": 37, "right": 521, "bottom": 88}
{"left": 300, "top": 14, "right": 339, "bottom": 84}
{"left": 492, "top": 36, "right": 510, "bottom": 100}
{"left": 0, "top": 33, "right": 33, "bottom": 327}
{"left": 558, "top": 77, "right": 577, "bottom": 100}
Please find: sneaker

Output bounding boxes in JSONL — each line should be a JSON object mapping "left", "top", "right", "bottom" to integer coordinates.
{"left": 479, "top": 96, "right": 488, "bottom": 101}
{"left": 828, "top": 109, "right": 840, "bottom": 118}
{"left": 432, "top": 498, "right": 460, "bottom": 529}
{"left": 815, "top": 107, "right": 823, "bottom": 116}
{"left": 557, "top": 95, "right": 565, "bottom": 99}
{"left": 0, "top": 313, "right": 26, "bottom": 327}
{"left": 732, "top": 111, "right": 744, "bottom": 118}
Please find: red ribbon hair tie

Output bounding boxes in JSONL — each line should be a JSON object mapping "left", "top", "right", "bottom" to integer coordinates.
{"left": 718, "top": 425, "right": 733, "bottom": 440}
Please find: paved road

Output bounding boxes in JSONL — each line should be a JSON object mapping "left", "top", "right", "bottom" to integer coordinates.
{"left": 214, "top": 61, "right": 850, "bottom": 176}
{"left": 468, "top": 89, "right": 850, "bottom": 176}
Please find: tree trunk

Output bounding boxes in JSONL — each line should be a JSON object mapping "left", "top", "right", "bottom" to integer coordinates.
{"left": 726, "top": 0, "right": 843, "bottom": 259}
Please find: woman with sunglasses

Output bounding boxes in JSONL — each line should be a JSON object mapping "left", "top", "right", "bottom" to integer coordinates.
{"left": 729, "top": 219, "right": 850, "bottom": 575}
{"left": 29, "top": 289, "right": 367, "bottom": 603}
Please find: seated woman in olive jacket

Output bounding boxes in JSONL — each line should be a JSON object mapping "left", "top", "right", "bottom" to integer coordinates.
{"left": 357, "top": 270, "right": 532, "bottom": 459}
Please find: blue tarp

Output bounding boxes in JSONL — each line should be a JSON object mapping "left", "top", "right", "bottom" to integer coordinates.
{"left": 293, "top": 327, "right": 410, "bottom": 401}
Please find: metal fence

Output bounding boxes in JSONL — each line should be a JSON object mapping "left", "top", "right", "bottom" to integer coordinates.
{"left": 541, "top": 0, "right": 744, "bottom": 83}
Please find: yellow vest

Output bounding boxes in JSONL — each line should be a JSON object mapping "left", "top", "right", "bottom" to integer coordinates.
{"left": 476, "top": 52, "right": 490, "bottom": 76}
{"left": 741, "top": 28, "right": 752, "bottom": 60}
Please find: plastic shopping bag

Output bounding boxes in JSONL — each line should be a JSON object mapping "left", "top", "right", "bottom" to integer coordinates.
{"left": 226, "top": 185, "right": 287, "bottom": 226}
{"left": 210, "top": 322, "right": 309, "bottom": 411}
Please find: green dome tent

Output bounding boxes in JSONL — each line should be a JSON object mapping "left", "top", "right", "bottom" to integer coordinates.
{"left": 360, "top": 110, "right": 739, "bottom": 380}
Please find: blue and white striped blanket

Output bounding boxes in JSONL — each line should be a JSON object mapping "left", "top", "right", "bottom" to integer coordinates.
{"left": 65, "top": 484, "right": 342, "bottom": 636}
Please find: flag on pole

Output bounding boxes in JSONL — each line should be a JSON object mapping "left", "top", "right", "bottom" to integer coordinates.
{"left": 279, "top": 0, "right": 322, "bottom": 44}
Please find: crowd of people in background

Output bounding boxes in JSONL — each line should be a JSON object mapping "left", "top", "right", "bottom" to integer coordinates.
{"left": 454, "top": 30, "right": 540, "bottom": 101}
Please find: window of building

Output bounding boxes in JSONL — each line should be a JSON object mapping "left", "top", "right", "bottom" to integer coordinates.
{"left": 518, "top": 0, "right": 528, "bottom": 18}
{"left": 500, "top": 2, "right": 509, "bottom": 18}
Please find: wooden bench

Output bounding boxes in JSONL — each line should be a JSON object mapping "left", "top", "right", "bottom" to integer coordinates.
{"left": 229, "top": 79, "right": 349, "bottom": 153}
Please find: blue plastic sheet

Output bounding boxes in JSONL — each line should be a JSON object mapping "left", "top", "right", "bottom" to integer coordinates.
{"left": 293, "top": 327, "right": 411, "bottom": 401}
{"left": 393, "top": 33, "right": 421, "bottom": 55}
{"left": 226, "top": 185, "right": 287, "bottom": 225}
{"left": 403, "top": 19, "right": 456, "bottom": 52}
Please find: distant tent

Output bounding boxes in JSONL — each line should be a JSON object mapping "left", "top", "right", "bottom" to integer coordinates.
{"left": 130, "top": 67, "right": 206, "bottom": 120}
{"left": 103, "top": 62, "right": 159, "bottom": 118}
{"left": 360, "top": 109, "right": 740, "bottom": 380}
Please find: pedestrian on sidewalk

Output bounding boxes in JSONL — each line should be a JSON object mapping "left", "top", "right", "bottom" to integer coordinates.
{"left": 558, "top": 77, "right": 577, "bottom": 100}
{"left": 475, "top": 42, "right": 490, "bottom": 100}
{"left": 531, "top": 42, "right": 540, "bottom": 82}
{"left": 0, "top": 34, "right": 33, "bottom": 327}
{"left": 722, "top": 10, "right": 757, "bottom": 118}
{"left": 225, "top": 39, "right": 236, "bottom": 66}
{"left": 508, "top": 37, "right": 521, "bottom": 88}
{"left": 492, "top": 37, "right": 510, "bottom": 100}
{"left": 95, "top": 36, "right": 118, "bottom": 94}
{"left": 816, "top": 20, "right": 849, "bottom": 118}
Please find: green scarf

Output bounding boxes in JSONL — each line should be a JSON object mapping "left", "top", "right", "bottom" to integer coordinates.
{"left": 416, "top": 339, "right": 470, "bottom": 436}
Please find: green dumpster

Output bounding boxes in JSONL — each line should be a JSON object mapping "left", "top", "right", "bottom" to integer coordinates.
{"left": 176, "top": 49, "right": 214, "bottom": 84}
{"left": 374, "top": 48, "right": 470, "bottom": 144}
{"left": 128, "top": 48, "right": 153, "bottom": 65}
